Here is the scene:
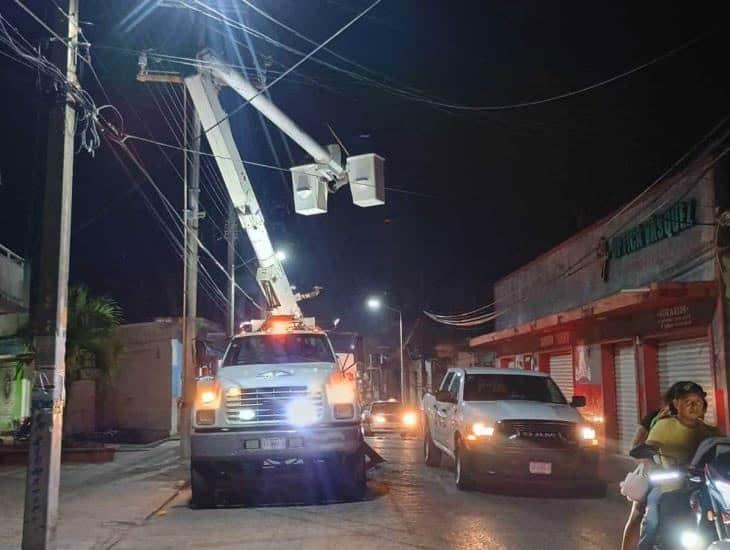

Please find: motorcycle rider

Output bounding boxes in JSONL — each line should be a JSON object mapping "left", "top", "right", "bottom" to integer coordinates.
{"left": 638, "top": 382, "right": 717, "bottom": 550}
{"left": 621, "top": 382, "right": 686, "bottom": 550}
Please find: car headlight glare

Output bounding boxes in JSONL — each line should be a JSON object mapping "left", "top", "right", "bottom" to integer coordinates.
{"left": 472, "top": 422, "right": 495, "bottom": 437}
{"left": 581, "top": 426, "right": 597, "bottom": 440}
{"left": 402, "top": 412, "right": 418, "bottom": 427}
{"left": 373, "top": 414, "right": 386, "bottom": 424}
{"left": 287, "top": 398, "right": 319, "bottom": 427}
{"left": 680, "top": 530, "right": 703, "bottom": 549}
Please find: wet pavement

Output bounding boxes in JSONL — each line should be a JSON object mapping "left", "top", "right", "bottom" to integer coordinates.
{"left": 113, "top": 435, "right": 628, "bottom": 549}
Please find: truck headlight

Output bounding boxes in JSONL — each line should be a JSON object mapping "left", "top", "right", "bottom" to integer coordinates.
{"left": 287, "top": 398, "right": 319, "bottom": 426}
{"left": 373, "top": 414, "right": 386, "bottom": 424}
{"left": 200, "top": 390, "right": 216, "bottom": 404}
{"left": 472, "top": 422, "right": 495, "bottom": 437}
{"left": 197, "top": 385, "right": 219, "bottom": 408}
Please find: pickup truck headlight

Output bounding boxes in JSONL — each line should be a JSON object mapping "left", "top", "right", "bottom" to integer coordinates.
{"left": 580, "top": 425, "right": 599, "bottom": 446}
{"left": 581, "top": 426, "right": 597, "bottom": 440}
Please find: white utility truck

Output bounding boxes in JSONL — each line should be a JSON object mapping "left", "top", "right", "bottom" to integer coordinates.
{"left": 170, "top": 51, "right": 385, "bottom": 506}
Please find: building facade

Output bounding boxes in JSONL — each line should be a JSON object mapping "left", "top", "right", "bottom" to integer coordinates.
{"left": 470, "top": 142, "right": 730, "bottom": 453}
{"left": 0, "top": 243, "right": 31, "bottom": 432}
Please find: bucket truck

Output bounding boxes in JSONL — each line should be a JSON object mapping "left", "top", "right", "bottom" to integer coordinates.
{"left": 178, "top": 52, "right": 384, "bottom": 506}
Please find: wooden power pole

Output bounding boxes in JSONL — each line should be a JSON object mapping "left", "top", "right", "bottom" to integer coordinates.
{"left": 22, "top": 1, "right": 79, "bottom": 548}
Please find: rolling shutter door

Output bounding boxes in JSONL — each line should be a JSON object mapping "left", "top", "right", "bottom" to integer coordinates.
{"left": 549, "top": 354, "right": 573, "bottom": 401}
{"left": 658, "top": 339, "right": 716, "bottom": 425}
{"left": 615, "top": 345, "right": 639, "bottom": 455}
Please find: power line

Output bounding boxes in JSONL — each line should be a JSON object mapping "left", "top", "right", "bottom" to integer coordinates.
{"left": 424, "top": 115, "right": 730, "bottom": 326}
{"left": 189, "top": 0, "right": 382, "bottom": 140}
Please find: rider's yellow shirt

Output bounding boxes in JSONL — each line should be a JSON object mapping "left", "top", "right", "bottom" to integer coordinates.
{"left": 646, "top": 417, "right": 717, "bottom": 468}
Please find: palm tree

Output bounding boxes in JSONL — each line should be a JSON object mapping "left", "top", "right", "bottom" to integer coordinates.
{"left": 65, "top": 285, "right": 123, "bottom": 385}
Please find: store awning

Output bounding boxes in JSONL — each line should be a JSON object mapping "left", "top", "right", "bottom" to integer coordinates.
{"left": 470, "top": 282, "right": 718, "bottom": 351}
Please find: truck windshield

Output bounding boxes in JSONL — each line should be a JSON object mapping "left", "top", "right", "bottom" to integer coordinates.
{"left": 223, "top": 334, "right": 335, "bottom": 366}
{"left": 463, "top": 374, "right": 567, "bottom": 404}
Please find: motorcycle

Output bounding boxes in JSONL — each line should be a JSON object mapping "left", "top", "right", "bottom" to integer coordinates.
{"left": 631, "top": 438, "right": 730, "bottom": 549}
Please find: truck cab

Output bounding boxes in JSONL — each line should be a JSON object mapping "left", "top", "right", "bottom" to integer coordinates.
{"left": 191, "top": 317, "right": 365, "bottom": 506}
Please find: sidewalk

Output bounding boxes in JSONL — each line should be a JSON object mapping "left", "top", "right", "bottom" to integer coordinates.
{"left": 0, "top": 441, "right": 187, "bottom": 550}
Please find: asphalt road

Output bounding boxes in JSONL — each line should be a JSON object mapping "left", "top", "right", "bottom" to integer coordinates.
{"left": 113, "top": 435, "right": 629, "bottom": 550}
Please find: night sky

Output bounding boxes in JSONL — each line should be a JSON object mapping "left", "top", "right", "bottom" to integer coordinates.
{"left": 0, "top": 1, "right": 728, "bottom": 345}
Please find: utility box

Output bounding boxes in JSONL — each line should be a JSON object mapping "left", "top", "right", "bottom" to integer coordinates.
{"left": 347, "top": 154, "right": 385, "bottom": 208}
{"left": 291, "top": 164, "right": 328, "bottom": 215}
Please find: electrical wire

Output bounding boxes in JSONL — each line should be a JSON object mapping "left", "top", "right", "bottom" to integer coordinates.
{"left": 186, "top": 0, "right": 382, "bottom": 139}
{"left": 424, "top": 117, "right": 730, "bottom": 327}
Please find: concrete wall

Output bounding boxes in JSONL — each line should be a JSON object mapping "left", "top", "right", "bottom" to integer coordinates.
{"left": 103, "top": 320, "right": 181, "bottom": 439}
{"left": 495, "top": 161, "right": 717, "bottom": 330}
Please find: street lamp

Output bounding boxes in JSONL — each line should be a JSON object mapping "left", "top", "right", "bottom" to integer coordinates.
{"left": 366, "top": 296, "right": 405, "bottom": 404}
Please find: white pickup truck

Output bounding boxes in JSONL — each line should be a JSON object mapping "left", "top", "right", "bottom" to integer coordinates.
{"left": 422, "top": 367, "right": 605, "bottom": 494}
{"left": 191, "top": 317, "right": 365, "bottom": 507}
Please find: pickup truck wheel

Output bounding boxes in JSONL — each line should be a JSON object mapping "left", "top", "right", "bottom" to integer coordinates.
{"left": 339, "top": 451, "right": 367, "bottom": 501}
{"left": 424, "top": 428, "right": 442, "bottom": 467}
{"left": 455, "top": 442, "right": 476, "bottom": 491}
{"left": 190, "top": 465, "right": 216, "bottom": 509}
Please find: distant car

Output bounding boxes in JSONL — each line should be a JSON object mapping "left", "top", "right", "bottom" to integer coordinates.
{"left": 361, "top": 400, "right": 420, "bottom": 438}
{"left": 422, "top": 367, "right": 605, "bottom": 495}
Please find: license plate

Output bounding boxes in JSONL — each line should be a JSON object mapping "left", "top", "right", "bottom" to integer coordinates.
{"left": 529, "top": 461, "right": 552, "bottom": 475}
{"left": 261, "top": 437, "right": 286, "bottom": 450}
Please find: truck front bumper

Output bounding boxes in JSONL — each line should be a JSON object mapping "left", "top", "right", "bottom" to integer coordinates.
{"left": 192, "top": 423, "right": 362, "bottom": 462}
{"left": 465, "top": 441, "right": 602, "bottom": 485}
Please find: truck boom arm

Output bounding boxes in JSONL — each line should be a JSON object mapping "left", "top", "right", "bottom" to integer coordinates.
{"left": 185, "top": 73, "right": 301, "bottom": 317}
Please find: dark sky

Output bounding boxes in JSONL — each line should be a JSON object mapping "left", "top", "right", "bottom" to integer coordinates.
{"left": 1, "top": 1, "right": 728, "bottom": 342}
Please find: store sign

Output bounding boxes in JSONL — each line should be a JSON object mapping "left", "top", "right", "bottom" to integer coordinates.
{"left": 538, "top": 331, "right": 571, "bottom": 349}
{"left": 657, "top": 304, "right": 693, "bottom": 330}
{"left": 609, "top": 199, "right": 697, "bottom": 259}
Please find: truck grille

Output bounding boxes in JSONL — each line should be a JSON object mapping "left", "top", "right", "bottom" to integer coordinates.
{"left": 496, "top": 420, "right": 578, "bottom": 447}
{"left": 225, "top": 386, "right": 324, "bottom": 424}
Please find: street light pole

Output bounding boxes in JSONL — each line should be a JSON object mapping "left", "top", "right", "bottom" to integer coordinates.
{"left": 366, "top": 297, "right": 405, "bottom": 404}
{"left": 398, "top": 308, "right": 405, "bottom": 404}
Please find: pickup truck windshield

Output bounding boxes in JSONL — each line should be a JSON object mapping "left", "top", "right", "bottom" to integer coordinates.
{"left": 223, "top": 334, "right": 335, "bottom": 366}
{"left": 463, "top": 374, "right": 567, "bottom": 404}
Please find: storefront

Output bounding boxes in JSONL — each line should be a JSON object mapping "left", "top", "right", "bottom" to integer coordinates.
{"left": 470, "top": 144, "right": 730, "bottom": 453}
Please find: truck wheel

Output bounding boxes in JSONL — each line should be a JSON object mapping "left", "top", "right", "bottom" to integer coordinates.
{"left": 339, "top": 451, "right": 367, "bottom": 501}
{"left": 455, "top": 441, "right": 476, "bottom": 491}
{"left": 424, "top": 427, "right": 442, "bottom": 467}
{"left": 190, "top": 465, "right": 216, "bottom": 509}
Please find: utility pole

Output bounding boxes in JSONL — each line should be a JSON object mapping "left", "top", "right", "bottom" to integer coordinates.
{"left": 180, "top": 108, "right": 201, "bottom": 460}
{"left": 23, "top": 1, "right": 79, "bottom": 548}
{"left": 226, "top": 203, "right": 236, "bottom": 337}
